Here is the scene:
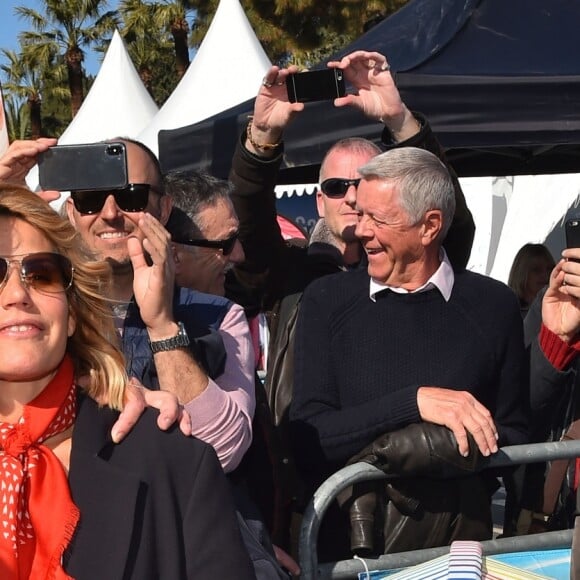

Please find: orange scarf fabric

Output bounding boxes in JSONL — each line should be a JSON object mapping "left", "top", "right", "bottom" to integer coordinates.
{"left": 0, "top": 355, "right": 79, "bottom": 580}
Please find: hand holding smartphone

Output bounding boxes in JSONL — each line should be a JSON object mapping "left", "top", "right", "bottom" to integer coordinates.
{"left": 286, "top": 69, "right": 346, "bottom": 104}
{"left": 38, "top": 142, "right": 128, "bottom": 192}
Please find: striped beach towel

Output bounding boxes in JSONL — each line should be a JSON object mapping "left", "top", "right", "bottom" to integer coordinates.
{"left": 358, "top": 541, "right": 553, "bottom": 579}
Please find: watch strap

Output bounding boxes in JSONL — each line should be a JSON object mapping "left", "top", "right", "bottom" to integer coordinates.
{"left": 149, "top": 321, "right": 190, "bottom": 354}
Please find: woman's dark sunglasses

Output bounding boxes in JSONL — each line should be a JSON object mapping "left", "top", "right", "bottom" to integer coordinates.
{"left": 320, "top": 178, "right": 361, "bottom": 198}
{"left": 0, "top": 253, "right": 74, "bottom": 294}
{"left": 70, "top": 183, "right": 154, "bottom": 215}
{"left": 173, "top": 233, "right": 239, "bottom": 256}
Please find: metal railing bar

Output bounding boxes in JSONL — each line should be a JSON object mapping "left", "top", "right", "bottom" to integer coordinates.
{"left": 299, "top": 439, "right": 580, "bottom": 579}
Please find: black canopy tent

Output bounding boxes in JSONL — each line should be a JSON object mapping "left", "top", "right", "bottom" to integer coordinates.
{"left": 158, "top": 0, "right": 580, "bottom": 181}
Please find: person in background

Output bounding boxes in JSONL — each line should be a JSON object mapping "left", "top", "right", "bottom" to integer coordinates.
{"left": 525, "top": 247, "right": 580, "bottom": 578}
{"left": 502, "top": 243, "right": 554, "bottom": 534}
{"left": 0, "top": 183, "right": 255, "bottom": 579}
{"left": 165, "top": 171, "right": 245, "bottom": 295}
{"left": 165, "top": 169, "right": 300, "bottom": 578}
{"left": 290, "top": 147, "right": 528, "bottom": 562}
{"left": 518, "top": 246, "right": 580, "bottom": 542}
{"left": 508, "top": 243, "right": 555, "bottom": 316}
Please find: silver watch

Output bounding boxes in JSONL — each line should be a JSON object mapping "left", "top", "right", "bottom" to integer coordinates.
{"left": 149, "top": 321, "right": 190, "bottom": 354}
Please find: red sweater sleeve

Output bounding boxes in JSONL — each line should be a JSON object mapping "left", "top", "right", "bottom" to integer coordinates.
{"left": 539, "top": 323, "right": 580, "bottom": 370}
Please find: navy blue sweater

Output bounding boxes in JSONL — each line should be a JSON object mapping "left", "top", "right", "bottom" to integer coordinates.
{"left": 290, "top": 267, "right": 529, "bottom": 484}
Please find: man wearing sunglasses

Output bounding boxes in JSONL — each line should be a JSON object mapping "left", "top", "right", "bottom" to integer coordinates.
{"left": 62, "top": 138, "right": 255, "bottom": 475}
{"left": 164, "top": 171, "right": 245, "bottom": 296}
{"left": 226, "top": 49, "right": 476, "bottom": 551}
{"left": 163, "top": 169, "right": 301, "bottom": 578}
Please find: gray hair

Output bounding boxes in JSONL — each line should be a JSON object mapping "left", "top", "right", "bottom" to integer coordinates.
{"left": 319, "top": 137, "right": 381, "bottom": 183}
{"left": 164, "top": 170, "right": 234, "bottom": 240}
{"left": 358, "top": 147, "right": 456, "bottom": 238}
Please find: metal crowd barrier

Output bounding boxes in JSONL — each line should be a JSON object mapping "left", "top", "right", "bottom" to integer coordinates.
{"left": 298, "top": 439, "right": 580, "bottom": 579}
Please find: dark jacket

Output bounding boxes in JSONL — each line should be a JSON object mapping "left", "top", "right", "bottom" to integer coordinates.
{"left": 65, "top": 395, "right": 256, "bottom": 580}
{"left": 339, "top": 422, "right": 485, "bottom": 555}
{"left": 525, "top": 288, "right": 579, "bottom": 420}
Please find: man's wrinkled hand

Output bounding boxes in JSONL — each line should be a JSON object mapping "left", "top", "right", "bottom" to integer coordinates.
{"left": 417, "top": 386, "right": 498, "bottom": 458}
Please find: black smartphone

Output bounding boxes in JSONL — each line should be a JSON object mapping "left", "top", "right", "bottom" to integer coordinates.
{"left": 566, "top": 213, "right": 580, "bottom": 249}
{"left": 38, "top": 142, "right": 128, "bottom": 192}
{"left": 286, "top": 69, "right": 346, "bottom": 104}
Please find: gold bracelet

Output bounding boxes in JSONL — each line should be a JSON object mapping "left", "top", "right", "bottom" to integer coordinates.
{"left": 246, "top": 116, "right": 282, "bottom": 151}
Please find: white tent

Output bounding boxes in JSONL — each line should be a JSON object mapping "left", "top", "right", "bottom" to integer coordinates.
{"left": 58, "top": 30, "right": 158, "bottom": 144}
{"left": 489, "top": 173, "right": 580, "bottom": 283}
{"left": 138, "top": 0, "right": 271, "bottom": 155}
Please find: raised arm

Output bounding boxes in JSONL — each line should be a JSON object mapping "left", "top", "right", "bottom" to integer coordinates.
{"left": 526, "top": 253, "right": 580, "bottom": 415}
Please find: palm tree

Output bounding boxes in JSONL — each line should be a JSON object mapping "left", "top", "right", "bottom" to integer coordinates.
{"left": 191, "top": 0, "right": 408, "bottom": 66}
{"left": 16, "top": 0, "right": 118, "bottom": 117}
{"left": 118, "top": 0, "right": 173, "bottom": 95}
{"left": 1, "top": 41, "right": 71, "bottom": 140}
{"left": 3, "top": 94, "right": 30, "bottom": 141}
{"left": 153, "top": 0, "right": 192, "bottom": 79}
{"left": 120, "top": 0, "right": 192, "bottom": 81}
{"left": 1, "top": 48, "right": 47, "bottom": 139}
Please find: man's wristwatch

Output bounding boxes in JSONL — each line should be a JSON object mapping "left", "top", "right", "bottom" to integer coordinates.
{"left": 149, "top": 321, "right": 190, "bottom": 354}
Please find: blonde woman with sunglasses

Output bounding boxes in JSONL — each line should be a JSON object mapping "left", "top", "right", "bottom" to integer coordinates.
{"left": 0, "top": 184, "right": 254, "bottom": 580}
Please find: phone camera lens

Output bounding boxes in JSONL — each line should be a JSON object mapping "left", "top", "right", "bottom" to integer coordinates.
{"left": 107, "top": 145, "right": 122, "bottom": 155}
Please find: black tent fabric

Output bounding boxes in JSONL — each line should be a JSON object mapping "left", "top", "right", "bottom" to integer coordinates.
{"left": 158, "top": 0, "right": 580, "bottom": 181}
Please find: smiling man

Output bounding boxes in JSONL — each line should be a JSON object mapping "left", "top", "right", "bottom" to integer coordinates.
{"left": 289, "top": 146, "right": 529, "bottom": 561}
{"left": 65, "top": 139, "right": 255, "bottom": 474}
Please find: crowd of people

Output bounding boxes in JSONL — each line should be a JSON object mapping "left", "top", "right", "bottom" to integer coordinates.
{"left": 0, "top": 48, "right": 578, "bottom": 579}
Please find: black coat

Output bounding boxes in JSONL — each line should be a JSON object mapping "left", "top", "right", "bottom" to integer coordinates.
{"left": 64, "top": 395, "right": 256, "bottom": 580}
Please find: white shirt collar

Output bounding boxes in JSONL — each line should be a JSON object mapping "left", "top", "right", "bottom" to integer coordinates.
{"left": 369, "top": 248, "right": 455, "bottom": 302}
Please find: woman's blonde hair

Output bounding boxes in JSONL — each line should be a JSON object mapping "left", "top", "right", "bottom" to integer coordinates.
{"left": 0, "top": 184, "right": 127, "bottom": 409}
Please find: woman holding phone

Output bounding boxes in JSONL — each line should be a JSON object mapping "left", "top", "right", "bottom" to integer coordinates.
{"left": 0, "top": 183, "right": 254, "bottom": 579}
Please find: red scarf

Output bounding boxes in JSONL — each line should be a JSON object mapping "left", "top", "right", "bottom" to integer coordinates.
{"left": 0, "top": 356, "right": 79, "bottom": 579}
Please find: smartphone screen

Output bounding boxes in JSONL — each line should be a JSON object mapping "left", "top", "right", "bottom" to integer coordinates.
{"left": 286, "top": 69, "right": 346, "bottom": 104}
{"left": 38, "top": 142, "right": 128, "bottom": 192}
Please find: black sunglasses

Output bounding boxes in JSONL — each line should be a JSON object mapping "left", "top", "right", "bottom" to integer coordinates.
{"left": 0, "top": 252, "right": 74, "bottom": 294}
{"left": 173, "top": 232, "right": 239, "bottom": 256}
{"left": 70, "top": 183, "right": 155, "bottom": 215}
{"left": 320, "top": 178, "right": 361, "bottom": 198}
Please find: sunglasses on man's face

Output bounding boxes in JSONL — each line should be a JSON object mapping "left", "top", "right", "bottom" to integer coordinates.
{"left": 0, "top": 252, "right": 74, "bottom": 294}
{"left": 173, "top": 232, "right": 239, "bottom": 256}
{"left": 70, "top": 183, "right": 156, "bottom": 215}
{"left": 320, "top": 178, "right": 361, "bottom": 198}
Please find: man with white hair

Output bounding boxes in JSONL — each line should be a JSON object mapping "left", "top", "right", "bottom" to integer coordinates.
{"left": 290, "top": 147, "right": 529, "bottom": 561}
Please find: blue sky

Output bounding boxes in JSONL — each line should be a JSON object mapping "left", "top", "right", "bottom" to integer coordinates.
{"left": 0, "top": 0, "right": 119, "bottom": 83}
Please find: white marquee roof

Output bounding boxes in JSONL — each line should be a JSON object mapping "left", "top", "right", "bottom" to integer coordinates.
{"left": 59, "top": 30, "right": 158, "bottom": 145}
{"left": 139, "top": 0, "right": 271, "bottom": 155}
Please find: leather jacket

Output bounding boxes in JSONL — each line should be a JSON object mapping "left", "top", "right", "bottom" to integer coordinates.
{"left": 338, "top": 422, "right": 486, "bottom": 555}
